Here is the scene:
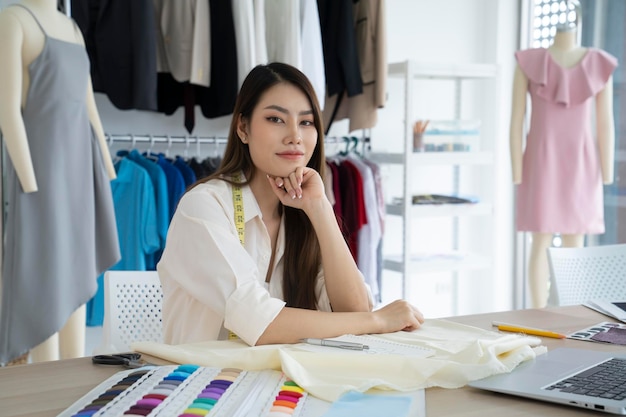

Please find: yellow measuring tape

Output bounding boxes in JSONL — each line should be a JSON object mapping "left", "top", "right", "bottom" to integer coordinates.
{"left": 229, "top": 173, "right": 245, "bottom": 340}
{"left": 232, "top": 173, "right": 245, "bottom": 246}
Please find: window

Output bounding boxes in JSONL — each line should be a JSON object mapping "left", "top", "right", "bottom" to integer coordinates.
{"left": 531, "top": 0, "right": 579, "bottom": 48}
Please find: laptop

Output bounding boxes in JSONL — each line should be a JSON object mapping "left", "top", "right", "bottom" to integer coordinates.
{"left": 468, "top": 348, "right": 626, "bottom": 414}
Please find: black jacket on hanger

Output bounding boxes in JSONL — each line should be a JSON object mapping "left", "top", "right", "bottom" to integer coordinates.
{"left": 317, "top": 0, "right": 363, "bottom": 98}
{"left": 72, "top": 0, "right": 158, "bottom": 111}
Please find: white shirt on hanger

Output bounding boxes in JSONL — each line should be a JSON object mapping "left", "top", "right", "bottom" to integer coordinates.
{"left": 231, "top": 0, "right": 258, "bottom": 87}
{"left": 264, "top": 0, "right": 326, "bottom": 109}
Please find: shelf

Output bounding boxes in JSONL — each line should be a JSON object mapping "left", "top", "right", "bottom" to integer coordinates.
{"left": 385, "top": 202, "right": 493, "bottom": 217}
{"left": 383, "top": 253, "right": 491, "bottom": 274}
{"left": 375, "top": 60, "right": 498, "bottom": 308}
{"left": 369, "top": 151, "right": 493, "bottom": 165}
{"left": 388, "top": 61, "right": 498, "bottom": 80}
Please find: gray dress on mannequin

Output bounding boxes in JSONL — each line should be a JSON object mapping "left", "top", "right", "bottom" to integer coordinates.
{"left": 0, "top": 5, "right": 120, "bottom": 364}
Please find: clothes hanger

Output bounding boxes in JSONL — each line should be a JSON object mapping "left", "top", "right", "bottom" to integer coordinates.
{"left": 350, "top": 136, "right": 360, "bottom": 156}
{"left": 143, "top": 135, "right": 158, "bottom": 161}
{"left": 339, "top": 136, "right": 350, "bottom": 156}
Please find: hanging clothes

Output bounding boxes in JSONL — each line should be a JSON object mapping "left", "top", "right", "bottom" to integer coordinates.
{"left": 323, "top": 0, "right": 387, "bottom": 132}
{"left": 121, "top": 149, "right": 170, "bottom": 269}
{"left": 156, "top": 0, "right": 238, "bottom": 133}
{"left": 86, "top": 157, "right": 160, "bottom": 326}
{"left": 325, "top": 141, "right": 384, "bottom": 303}
{"left": 0, "top": 5, "right": 120, "bottom": 363}
{"left": 317, "top": 0, "right": 363, "bottom": 133}
{"left": 232, "top": 0, "right": 264, "bottom": 87}
{"left": 71, "top": 0, "right": 158, "bottom": 111}
{"left": 154, "top": 0, "right": 211, "bottom": 87}
{"left": 264, "top": 0, "right": 326, "bottom": 109}
{"left": 85, "top": 138, "right": 224, "bottom": 326}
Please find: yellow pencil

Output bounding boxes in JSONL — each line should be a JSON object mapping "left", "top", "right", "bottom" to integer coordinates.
{"left": 492, "top": 321, "right": 567, "bottom": 339}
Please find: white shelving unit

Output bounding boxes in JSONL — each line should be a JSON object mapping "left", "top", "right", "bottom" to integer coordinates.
{"left": 369, "top": 60, "right": 499, "bottom": 311}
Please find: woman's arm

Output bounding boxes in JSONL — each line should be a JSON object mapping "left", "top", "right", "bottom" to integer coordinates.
{"left": 256, "top": 299, "right": 424, "bottom": 345}
{"left": 268, "top": 168, "right": 371, "bottom": 312}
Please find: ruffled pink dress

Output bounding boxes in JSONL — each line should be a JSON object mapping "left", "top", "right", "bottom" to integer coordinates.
{"left": 515, "top": 47, "right": 618, "bottom": 234}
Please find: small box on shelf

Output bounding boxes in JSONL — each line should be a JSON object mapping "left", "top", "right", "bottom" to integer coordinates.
{"left": 414, "top": 119, "right": 481, "bottom": 152}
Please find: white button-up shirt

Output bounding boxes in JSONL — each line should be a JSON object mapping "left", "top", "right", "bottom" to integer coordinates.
{"left": 157, "top": 177, "right": 332, "bottom": 346}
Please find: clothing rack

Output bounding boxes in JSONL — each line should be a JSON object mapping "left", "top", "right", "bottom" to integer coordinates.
{"left": 105, "top": 133, "right": 371, "bottom": 155}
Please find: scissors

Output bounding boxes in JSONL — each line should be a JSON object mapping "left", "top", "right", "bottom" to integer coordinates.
{"left": 92, "top": 353, "right": 152, "bottom": 369}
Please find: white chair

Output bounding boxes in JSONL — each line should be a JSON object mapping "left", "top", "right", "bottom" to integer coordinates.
{"left": 94, "top": 270, "right": 164, "bottom": 354}
{"left": 546, "top": 244, "right": 626, "bottom": 306}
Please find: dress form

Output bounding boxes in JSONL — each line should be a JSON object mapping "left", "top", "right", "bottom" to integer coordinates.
{"left": 510, "top": 26, "right": 616, "bottom": 308}
{"left": 0, "top": 0, "right": 115, "bottom": 362}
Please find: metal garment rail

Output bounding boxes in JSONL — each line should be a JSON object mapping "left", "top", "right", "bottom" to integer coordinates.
{"left": 105, "top": 133, "right": 370, "bottom": 152}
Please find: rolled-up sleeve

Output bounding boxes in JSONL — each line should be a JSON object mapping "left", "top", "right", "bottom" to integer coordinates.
{"left": 158, "top": 183, "right": 285, "bottom": 346}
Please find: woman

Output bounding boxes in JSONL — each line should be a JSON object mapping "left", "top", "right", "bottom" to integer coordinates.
{"left": 158, "top": 62, "right": 424, "bottom": 346}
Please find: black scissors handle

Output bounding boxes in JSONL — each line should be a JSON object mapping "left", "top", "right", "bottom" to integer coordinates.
{"left": 92, "top": 353, "right": 144, "bottom": 368}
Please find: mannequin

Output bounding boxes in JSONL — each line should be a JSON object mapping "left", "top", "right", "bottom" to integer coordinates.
{"left": 0, "top": 0, "right": 118, "bottom": 363}
{"left": 510, "top": 22, "right": 617, "bottom": 308}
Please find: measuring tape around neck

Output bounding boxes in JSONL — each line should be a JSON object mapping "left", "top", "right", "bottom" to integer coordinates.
{"left": 232, "top": 173, "right": 245, "bottom": 246}
{"left": 229, "top": 173, "right": 244, "bottom": 340}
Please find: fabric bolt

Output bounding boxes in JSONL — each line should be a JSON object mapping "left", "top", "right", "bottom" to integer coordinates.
{"left": 86, "top": 158, "right": 160, "bottom": 326}
{"left": 0, "top": 5, "right": 120, "bottom": 364}
{"left": 157, "top": 175, "right": 372, "bottom": 346}
{"left": 515, "top": 48, "right": 618, "bottom": 234}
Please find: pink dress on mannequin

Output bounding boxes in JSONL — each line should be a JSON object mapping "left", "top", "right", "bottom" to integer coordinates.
{"left": 515, "top": 47, "right": 617, "bottom": 234}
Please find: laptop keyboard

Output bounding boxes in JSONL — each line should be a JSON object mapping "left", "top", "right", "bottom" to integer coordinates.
{"left": 545, "top": 358, "right": 626, "bottom": 401}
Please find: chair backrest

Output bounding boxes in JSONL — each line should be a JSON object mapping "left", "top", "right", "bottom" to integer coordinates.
{"left": 547, "top": 244, "right": 626, "bottom": 306}
{"left": 95, "top": 270, "right": 163, "bottom": 354}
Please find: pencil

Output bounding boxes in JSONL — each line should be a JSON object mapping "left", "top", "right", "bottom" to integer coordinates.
{"left": 491, "top": 321, "right": 566, "bottom": 339}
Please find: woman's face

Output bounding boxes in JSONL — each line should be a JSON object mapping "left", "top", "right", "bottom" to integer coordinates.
{"left": 241, "top": 82, "right": 318, "bottom": 178}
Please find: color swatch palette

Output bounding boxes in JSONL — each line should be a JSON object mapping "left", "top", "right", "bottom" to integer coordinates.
{"left": 58, "top": 365, "right": 329, "bottom": 417}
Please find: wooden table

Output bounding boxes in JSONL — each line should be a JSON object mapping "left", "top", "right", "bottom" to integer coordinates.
{"left": 0, "top": 305, "right": 621, "bottom": 417}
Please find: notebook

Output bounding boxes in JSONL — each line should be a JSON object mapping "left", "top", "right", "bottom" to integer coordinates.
{"left": 584, "top": 301, "right": 626, "bottom": 323}
{"left": 469, "top": 348, "right": 626, "bottom": 414}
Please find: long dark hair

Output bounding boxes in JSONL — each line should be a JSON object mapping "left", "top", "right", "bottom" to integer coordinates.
{"left": 205, "top": 63, "right": 326, "bottom": 310}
